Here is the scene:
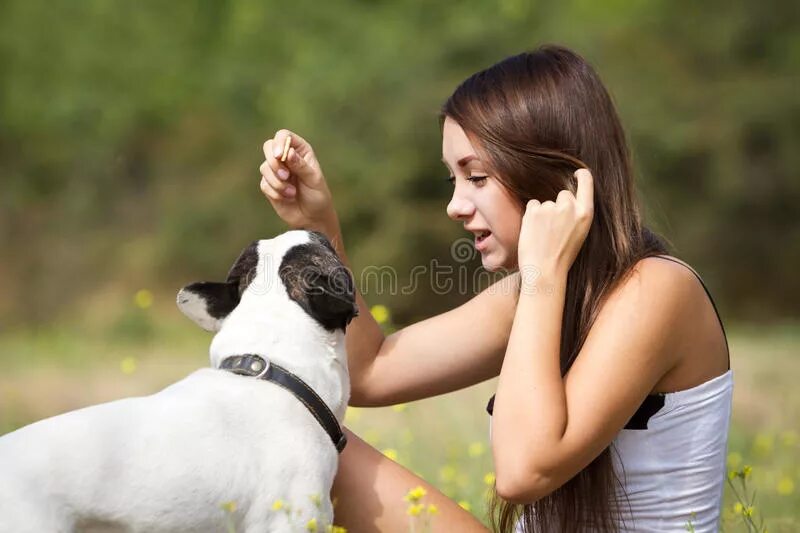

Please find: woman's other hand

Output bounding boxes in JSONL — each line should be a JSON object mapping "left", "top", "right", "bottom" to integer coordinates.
{"left": 259, "top": 129, "right": 339, "bottom": 234}
{"left": 517, "top": 168, "right": 595, "bottom": 277}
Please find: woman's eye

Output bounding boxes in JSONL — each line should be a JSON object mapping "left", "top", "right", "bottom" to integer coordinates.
{"left": 444, "top": 175, "right": 488, "bottom": 185}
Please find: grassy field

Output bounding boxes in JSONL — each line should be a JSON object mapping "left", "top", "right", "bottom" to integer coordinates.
{"left": 1, "top": 314, "right": 797, "bottom": 531}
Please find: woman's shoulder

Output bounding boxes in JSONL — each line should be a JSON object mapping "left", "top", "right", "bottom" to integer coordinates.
{"left": 592, "top": 254, "right": 713, "bottom": 357}
{"left": 610, "top": 254, "right": 705, "bottom": 315}
{"left": 613, "top": 254, "right": 729, "bottom": 389}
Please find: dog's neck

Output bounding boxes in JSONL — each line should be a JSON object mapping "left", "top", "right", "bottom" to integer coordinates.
{"left": 208, "top": 295, "right": 350, "bottom": 422}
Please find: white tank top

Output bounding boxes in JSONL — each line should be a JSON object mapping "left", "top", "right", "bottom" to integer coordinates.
{"left": 612, "top": 369, "right": 733, "bottom": 532}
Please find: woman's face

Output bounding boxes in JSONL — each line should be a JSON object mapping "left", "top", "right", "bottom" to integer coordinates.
{"left": 442, "top": 117, "right": 523, "bottom": 272}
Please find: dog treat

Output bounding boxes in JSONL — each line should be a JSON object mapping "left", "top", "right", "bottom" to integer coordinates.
{"left": 281, "top": 135, "right": 292, "bottom": 162}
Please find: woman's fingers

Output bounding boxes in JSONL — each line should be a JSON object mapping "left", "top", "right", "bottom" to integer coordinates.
{"left": 556, "top": 189, "right": 574, "bottom": 205}
{"left": 259, "top": 140, "right": 296, "bottom": 199}
{"left": 260, "top": 165, "right": 296, "bottom": 198}
{"left": 261, "top": 140, "right": 291, "bottom": 180}
{"left": 262, "top": 135, "right": 319, "bottom": 187}
{"left": 272, "top": 129, "right": 314, "bottom": 160}
{"left": 574, "top": 168, "right": 594, "bottom": 217}
{"left": 260, "top": 176, "right": 282, "bottom": 202}
{"left": 260, "top": 175, "right": 296, "bottom": 201}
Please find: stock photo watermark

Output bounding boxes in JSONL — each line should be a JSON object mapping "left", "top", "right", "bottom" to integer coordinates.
{"left": 243, "top": 237, "right": 556, "bottom": 302}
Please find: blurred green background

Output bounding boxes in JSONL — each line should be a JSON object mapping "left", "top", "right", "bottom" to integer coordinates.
{"left": 1, "top": 0, "right": 798, "bottom": 530}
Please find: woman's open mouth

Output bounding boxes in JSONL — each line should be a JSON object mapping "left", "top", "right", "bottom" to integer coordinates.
{"left": 475, "top": 230, "right": 492, "bottom": 251}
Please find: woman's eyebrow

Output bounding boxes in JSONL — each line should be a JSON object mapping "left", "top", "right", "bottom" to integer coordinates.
{"left": 441, "top": 154, "right": 479, "bottom": 167}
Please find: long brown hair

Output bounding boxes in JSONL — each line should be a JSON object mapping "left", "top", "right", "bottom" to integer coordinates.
{"left": 441, "top": 45, "right": 668, "bottom": 532}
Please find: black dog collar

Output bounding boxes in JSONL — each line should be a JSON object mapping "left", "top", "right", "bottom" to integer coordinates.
{"left": 220, "top": 354, "right": 347, "bottom": 453}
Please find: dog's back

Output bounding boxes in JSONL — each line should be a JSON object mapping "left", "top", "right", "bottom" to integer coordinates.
{"left": 0, "top": 368, "right": 339, "bottom": 532}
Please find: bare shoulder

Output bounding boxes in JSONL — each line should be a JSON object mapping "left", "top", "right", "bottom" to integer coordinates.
{"left": 580, "top": 255, "right": 710, "bottom": 373}
{"left": 630, "top": 255, "right": 701, "bottom": 298}
{"left": 603, "top": 254, "right": 728, "bottom": 390}
{"left": 600, "top": 254, "right": 701, "bottom": 324}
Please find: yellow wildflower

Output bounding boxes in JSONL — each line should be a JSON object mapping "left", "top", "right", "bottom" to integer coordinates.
{"left": 777, "top": 476, "right": 795, "bottom": 496}
{"left": 220, "top": 501, "right": 237, "bottom": 513}
{"left": 407, "top": 503, "right": 424, "bottom": 516}
{"left": 743, "top": 506, "right": 754, "bottom": 518}
{"left": 468, "top": 442, "right": 485, "bottom": 457}
{"left": 306, "top": 518, "right": 318, "bottom": 532}
{"left": 272, "top": 499, "right": 284, "bottom": 511}
{"left": 370, "top": 305, "right": 390, "bottom": 324}
{"left": 742, "top": 465, "right": 752, "bottom": 478}
{"left": 134, "top": 289, "right": 154, "bottom": 309}
{"left": 427, "top": 503, "right": 439, "bottom": 515}
{"left": 484, "top": 472, "right": 496, "bottom": 486}
{"left": 404, "top": 486, "right": 427, "bottom": 503}
{"left": 120, "top": 357, "right": 137, "bottom": 375}
{"left": 733, "top": 502, "right": 743, "bottom": 514}
{"left": 382, "top": 448, "right": 398, "bottom": 461}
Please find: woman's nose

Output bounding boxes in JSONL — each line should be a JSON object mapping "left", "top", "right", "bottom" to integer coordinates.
{"left": 447, "top": 190, "right": 475, "bottom": 221}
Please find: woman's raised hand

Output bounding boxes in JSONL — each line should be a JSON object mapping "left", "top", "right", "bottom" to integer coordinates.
{"left": 259, "top": 129, "right": 338, "bottom": 233}
{"left": 517, "top": 168, "right": 595, "bottom": 276}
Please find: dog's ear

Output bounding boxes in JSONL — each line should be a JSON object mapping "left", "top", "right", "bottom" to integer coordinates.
{"left": 176, "top": 281, "right": 240, "bottom": 332}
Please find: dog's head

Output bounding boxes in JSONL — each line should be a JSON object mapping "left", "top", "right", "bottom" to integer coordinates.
{"left": 176, "top": 230, "right": 358, "bottom": 334}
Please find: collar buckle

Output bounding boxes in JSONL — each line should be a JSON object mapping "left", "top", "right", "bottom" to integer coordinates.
{"left": 220, "top": 354, "right": 270, "bottom": 379}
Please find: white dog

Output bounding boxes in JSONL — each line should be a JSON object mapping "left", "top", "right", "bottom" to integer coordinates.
{"left": 0, "top": 230, "right": 357, "bottom": 533}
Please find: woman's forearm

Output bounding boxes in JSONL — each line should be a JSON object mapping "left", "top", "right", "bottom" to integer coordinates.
{"left": 492, "top": 267, "right": 569, "bottom": 497}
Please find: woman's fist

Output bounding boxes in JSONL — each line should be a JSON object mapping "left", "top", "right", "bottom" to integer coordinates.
{"left": 259, "top": 129, "right": 338, "bottom": 232}
{"left": 517, "top": 168, "right": 595, "bottom": 275}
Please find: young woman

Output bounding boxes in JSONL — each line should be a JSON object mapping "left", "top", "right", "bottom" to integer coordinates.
{"left": 258, "top": 45, "right": 732, "bottom": 532}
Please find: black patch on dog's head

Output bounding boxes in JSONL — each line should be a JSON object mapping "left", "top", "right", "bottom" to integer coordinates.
{"left": 226, "top": 241, "right": 260, "bottom": 298}
{"left": 279, "top": 232, "right": 358, "bottom": 332}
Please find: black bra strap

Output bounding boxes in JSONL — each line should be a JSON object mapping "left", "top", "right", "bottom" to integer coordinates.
{"left": 651, "top": 255, "right": 730, "bottom": 367}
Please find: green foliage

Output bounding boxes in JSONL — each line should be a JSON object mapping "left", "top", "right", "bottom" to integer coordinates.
{"left": 0, "top": 0, "right": 797, "bottom": 326}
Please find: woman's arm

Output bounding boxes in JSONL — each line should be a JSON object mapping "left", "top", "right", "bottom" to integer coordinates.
{"left": 323, "top": 222, "right": 518, "bottom": 406}
{"left": 260, "top": 130, "right": 518, "bottom": 407}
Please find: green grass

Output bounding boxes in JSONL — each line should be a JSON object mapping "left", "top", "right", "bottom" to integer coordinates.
{"left": 1, "top": 317, "right": 798, "bottom": 531}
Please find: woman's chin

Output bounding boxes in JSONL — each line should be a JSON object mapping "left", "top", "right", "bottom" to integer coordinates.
{"left": 480, "top": 252, "right": 507, "bottom": 272}
{"left": 480, "top": 249, "right": 517, "bottom": 273}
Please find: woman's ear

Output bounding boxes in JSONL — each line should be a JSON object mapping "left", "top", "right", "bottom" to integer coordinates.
{"left": 176, "top": 281, "right": 240, "bottom": 332}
